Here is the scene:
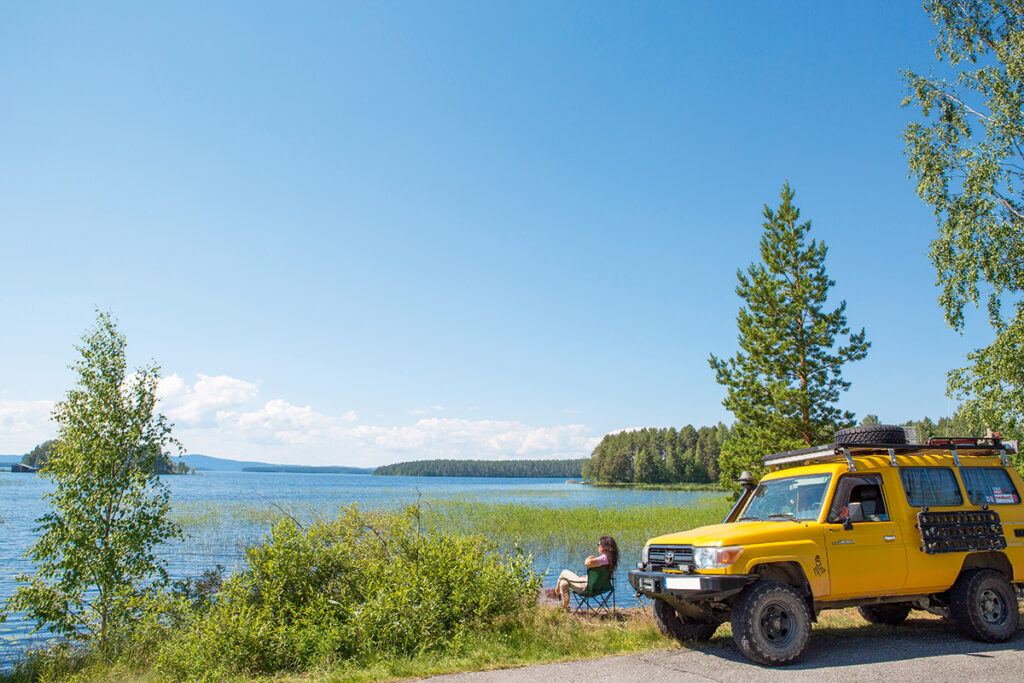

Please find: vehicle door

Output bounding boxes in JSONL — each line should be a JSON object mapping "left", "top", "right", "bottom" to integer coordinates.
{"left": 823, "top": 474, "right": 908, "bottom": 598}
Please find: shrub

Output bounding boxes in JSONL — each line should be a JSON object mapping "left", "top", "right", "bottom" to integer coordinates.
{"left": 152, "top": 505, "right": 540, "bottom": 680}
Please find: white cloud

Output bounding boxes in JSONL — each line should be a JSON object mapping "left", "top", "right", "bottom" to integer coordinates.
{"left": 359, "top": 418, "right": 599, "bottom": 459}
{"left": 3, "top": 374, "right": 601, "bottom": 467}
{"left": 158, "top": 373, "right": 259, "bottom": 427}
{"left": 0, "top": 399, "right": 56, "bottom": 451}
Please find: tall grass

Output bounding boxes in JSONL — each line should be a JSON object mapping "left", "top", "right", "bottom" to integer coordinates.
{"left": 170, "top": 496, "right": 732, "bottom": 553}
{"left": 170, "top": 501, "right": 295, "bottom": 530}
{"left": 420, "top": 496, "right": 732, "bottom": 556}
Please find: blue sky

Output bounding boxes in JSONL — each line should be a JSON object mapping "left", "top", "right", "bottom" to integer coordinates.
{"left": 0, "top": 2, "right": 992, "bottom": 466}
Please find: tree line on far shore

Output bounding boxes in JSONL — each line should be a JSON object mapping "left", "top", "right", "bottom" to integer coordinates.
{"left": 582, "top": 424, "right": 730, "bottom": 484}
{"left": 373, "top": 458, "right": 587, "bottom": 478}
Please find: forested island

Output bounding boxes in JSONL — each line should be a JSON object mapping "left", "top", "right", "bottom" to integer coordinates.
{"left": 20, "top": 439, "right": 193, "bottom": 474}
{"left": 374, "top": 458, "right": 586, "bottom": 478}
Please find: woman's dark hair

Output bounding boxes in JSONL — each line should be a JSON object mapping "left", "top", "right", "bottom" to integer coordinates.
{"left": 599, "top": 535, "right": 619, "bottom": 573}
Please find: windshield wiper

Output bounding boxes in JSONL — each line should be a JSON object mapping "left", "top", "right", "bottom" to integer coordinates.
{"left": 737, "top": 515, "right": 761, "bottom": 521}
{"left": 768, "top": 513, "right": 800, "bottom": 523}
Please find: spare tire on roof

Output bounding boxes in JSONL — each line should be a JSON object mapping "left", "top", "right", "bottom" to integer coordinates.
{"left": 833, "top": 424, "right": 907, "bottom": 446}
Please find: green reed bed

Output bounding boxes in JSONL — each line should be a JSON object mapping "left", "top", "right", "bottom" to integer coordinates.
{"left": 419, "top": 496, "right": 732, "bottom": 555}
{"left": 170, "top": 495, "right": 733, "bottom": 551}
{"left": 171, "top": 501, "right": 303, "bottom": 530}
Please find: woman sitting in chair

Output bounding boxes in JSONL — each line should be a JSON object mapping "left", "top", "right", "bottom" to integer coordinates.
{"left": 545, "top": 536, "right": 619, "bottom": 610}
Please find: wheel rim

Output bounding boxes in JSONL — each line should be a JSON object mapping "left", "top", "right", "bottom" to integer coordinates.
{"left": 759, "top": 602, "right": 794, "bottom": 645}
{"left": 979, "top": 588, "right": 1006, "bottom": 625}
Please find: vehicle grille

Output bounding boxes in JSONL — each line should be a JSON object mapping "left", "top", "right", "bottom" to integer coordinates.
{"left": 647, "top": 544, "right": 694, "bottom": 570}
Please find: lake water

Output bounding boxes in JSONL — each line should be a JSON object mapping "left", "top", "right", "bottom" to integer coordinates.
{"left": 0, "top": 470, "right": 713, "bottom": 665}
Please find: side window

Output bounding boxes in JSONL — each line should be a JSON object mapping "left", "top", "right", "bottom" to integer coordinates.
{"left": 826, "top": 475, "right": 889, "bottom": 523}
{"left": 899, "top": 467, "right": 963, "bottom": 507}
{"left": 961, "top": 468, "right": 1021, "bottom": 505}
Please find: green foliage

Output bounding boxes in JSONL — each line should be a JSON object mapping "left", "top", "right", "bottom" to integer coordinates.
{"left": 902, "top": 407, "right": 1020, "bottom": 442}
{"left": 903, "top": 0, "right": 1024, "bottom": 435}
{"left": 709, "top": 183, "right": 870, "bottom": 490}
{"left": 3, "top": 604, "right": 671, "bottom": 683}
{"left": 146, "top": 505, "right": 539, "bottom": 680}
{"left": 2, "top": 312, "right": 183, "bottom": 652}
{"left": 374, "top": 458, "right": 586, "bottom": 478}
{"left": 22, "top": 438, "right": 191, "bottom": 474}
{"left": 582, "top": 425, "right": 729, "bottom": 484}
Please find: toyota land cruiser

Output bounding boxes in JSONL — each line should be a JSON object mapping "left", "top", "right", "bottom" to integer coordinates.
{"left": 628, "top": 424, "right": 1023, "bottom": 665}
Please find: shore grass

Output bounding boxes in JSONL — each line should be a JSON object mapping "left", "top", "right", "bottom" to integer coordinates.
{"left": 169, "top": 496, "right": 734, "bottom": 552}
{"left": 419, "top": 497, "right": 732, "bottom": 555}
{"left": 0, "top": 607, "right": 670, "bottom": 683}
{"left": 583, "top": 481, "right": 725, "bottom": 492}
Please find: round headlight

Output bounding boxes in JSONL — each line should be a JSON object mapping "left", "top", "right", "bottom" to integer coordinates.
{"left": 693, "top": 546, "right": 742, "bottom": 569}
{"left": 693, "top": 547, "right": 716, "bottom": 569}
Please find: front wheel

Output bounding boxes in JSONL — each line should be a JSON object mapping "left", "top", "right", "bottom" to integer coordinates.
{"left": 652, "top": 598, "right": 719, "bottom": 642}
{"left": 950, "top": 569, "right": 1019, "bottom": 642}
{"left": 731, "top": 580, "right": 811, "bottom": 666}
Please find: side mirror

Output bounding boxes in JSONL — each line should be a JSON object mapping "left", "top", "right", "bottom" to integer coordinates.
{"left": 839, "top": 502, "right": 865, "bottom": 530}
{"left": 842, "top": 502, "right": 865, "bottom": 530}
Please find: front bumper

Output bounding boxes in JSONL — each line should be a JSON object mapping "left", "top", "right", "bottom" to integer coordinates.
{"left": 628, "top": 570, "right": 755, "bottom": 602}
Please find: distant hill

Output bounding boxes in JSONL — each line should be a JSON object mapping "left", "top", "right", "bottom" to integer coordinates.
{"left": 242, "top": 465, "right": 375, "bottom": 474}
{"left": 0, "top": 455, "right": 22, "bottom": 466}
{"left": 181, "top": 453, "right": 372, "bottom": 473}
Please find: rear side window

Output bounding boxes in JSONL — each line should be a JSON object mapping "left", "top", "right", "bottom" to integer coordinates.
{"left": 900, "top": 467, "right": 963, "bottom": 507}
{"left": 961, "top": 468, "right": 1021, "bottom": 505}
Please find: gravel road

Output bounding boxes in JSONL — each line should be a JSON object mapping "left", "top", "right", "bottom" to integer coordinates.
{"left": 422, "top": 616, "right": 1024, "bottom": 682}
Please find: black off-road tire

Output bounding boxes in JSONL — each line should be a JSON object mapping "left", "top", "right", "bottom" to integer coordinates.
{"left": 652, "top": 598, "right": 719, "bottom": 642}
{"left": 858, "top": 603, "right": 912, "bottom": 625}
{"left": 833, "top": 424, "right": 907, "bottom": 446}
{"left": 731, "top": 580, "right": 811, "bottom": 666}
{"left": 949, "top": 569, "right": 1019, "bottom": 642}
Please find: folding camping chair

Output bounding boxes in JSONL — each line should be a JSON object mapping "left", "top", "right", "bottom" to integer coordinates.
{"left": 570, "top": 565, "right": 615, "bottom": 615}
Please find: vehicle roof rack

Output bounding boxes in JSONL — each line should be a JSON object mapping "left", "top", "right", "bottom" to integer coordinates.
{"left": 762, "top": 440, "right": 1016, "bottom": 470}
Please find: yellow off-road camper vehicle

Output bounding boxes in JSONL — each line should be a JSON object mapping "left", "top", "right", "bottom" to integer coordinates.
{"left": 629, "top": 424, "right": 1023, "bottom": 665}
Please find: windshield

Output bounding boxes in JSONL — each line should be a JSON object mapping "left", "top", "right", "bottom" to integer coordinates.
{"left": 739, "top": 474, "right": 832, "bottom": 522}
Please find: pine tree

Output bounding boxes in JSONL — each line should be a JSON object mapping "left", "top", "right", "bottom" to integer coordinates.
{"left": 709, "top": 182, "right": 870, "bottom": 489}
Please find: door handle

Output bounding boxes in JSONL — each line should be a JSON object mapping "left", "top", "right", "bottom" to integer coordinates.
{"left": 883, "top": 535, "right": 896, "bottom": 542}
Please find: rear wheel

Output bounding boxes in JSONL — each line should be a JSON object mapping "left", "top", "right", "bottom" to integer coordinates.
{"left": 652, "top": 598, "right": 719, "bottom": 642}
{"left": 731, "top": 580, "right": 811, "bottom": 666}
{"left": 858, "top": 603, "right": 911, "bottom": 625}
{"left": 950, "top": 569, "right": 1019, "bottom": 642}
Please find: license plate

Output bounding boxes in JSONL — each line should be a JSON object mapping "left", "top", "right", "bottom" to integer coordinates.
{"left": 665, "top": 576, "right": 702, "bottom": 590}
